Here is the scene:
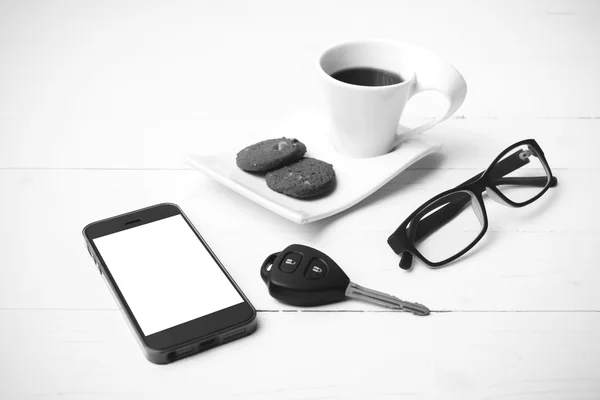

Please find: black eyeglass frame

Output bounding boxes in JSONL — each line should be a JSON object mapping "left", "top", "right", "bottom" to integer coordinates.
{"left": 387, "top": 139, "right": 558, "bottom": 270}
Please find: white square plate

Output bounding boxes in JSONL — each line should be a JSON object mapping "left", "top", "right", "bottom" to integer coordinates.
{"left": 187, "top": 111, "right": 441, "bottom": 224}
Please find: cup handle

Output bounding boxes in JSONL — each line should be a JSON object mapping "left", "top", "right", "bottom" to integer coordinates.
{"left": 396, "top": 47, "right": 467, "bottom": 144}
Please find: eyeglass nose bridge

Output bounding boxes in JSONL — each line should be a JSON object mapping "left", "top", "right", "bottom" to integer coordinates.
{"left": 486, "top": 188, "right": 511, "bottom": 206}
{"left": 463, "top": 181, "right": 511, "bottom": 211}
{"left": 468, "top": 178, "right": 511, "bottom": 207}
{"left": 464, "top": 181, "right": 507, "bottom": 209}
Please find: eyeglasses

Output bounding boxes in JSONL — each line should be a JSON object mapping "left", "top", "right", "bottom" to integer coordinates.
{"left": 387, "top": 139, "right": 558, "bottom": 270}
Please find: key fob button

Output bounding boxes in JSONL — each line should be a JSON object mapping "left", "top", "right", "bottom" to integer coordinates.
{"left": 305, "top": 258, "right": 327, "bottom": 279}
{"left": 280, "top": 252, "right": 302, "bottom": 273}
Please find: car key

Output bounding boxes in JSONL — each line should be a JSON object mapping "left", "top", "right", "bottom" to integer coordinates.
{"left": 260, "top": 244, "right": 430, "bottom": 316}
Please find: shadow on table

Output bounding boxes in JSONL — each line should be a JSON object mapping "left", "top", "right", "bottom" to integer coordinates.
{"left": 308, "top": 151, "right": 445, "bottom": 234}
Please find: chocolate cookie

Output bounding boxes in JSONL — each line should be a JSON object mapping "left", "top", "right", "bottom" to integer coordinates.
{"left": 265, "top": 157, "right": 336, "bottom": 198}
{"left": 236, "top": 138, "right": 307, "bottom": 172}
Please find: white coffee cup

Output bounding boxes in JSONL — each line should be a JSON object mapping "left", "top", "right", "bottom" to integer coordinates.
{"left": 319, "top": 40, "right": 467, "bottom": 158}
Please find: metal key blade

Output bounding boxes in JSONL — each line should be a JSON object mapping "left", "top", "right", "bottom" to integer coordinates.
{"left": 345, "top": 282, "right": 430, "bottom": 316}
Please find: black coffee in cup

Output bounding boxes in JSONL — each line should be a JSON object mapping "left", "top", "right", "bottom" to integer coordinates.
{"left": 330, "top": 67, "right": 403, "bottom": 87}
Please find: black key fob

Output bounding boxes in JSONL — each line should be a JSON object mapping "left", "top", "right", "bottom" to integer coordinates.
{"left": 260, "top": 244, "right": 350, "bottom": 307}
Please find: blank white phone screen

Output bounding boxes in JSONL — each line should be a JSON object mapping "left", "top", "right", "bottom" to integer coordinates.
{"left": 94, "top": 215, "right": 243, "bottom": 336}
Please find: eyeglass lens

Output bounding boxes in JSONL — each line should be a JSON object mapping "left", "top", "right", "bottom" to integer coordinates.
{"left": 409, "top": 190, "right": 485, "bottom": 263}
{"left": 490, "top": 145, "right": 550, "bottom": 204}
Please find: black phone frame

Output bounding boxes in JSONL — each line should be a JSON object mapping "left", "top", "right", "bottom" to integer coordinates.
{"left": 82, "top": 203, "right": 256, "bottom": 364}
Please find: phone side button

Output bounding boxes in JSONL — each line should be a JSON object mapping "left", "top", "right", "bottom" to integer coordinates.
{"left": 94, "top": 260, "right": 102, "bottom": 275}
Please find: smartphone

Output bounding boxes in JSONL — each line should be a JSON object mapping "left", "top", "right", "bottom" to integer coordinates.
{"left": 82, "top": 203, "right": 257, "bottom": 364}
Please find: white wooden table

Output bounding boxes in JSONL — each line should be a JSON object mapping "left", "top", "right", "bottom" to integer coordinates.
{"left": 2, "top": 1, "right": 599, "bottom": 398}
